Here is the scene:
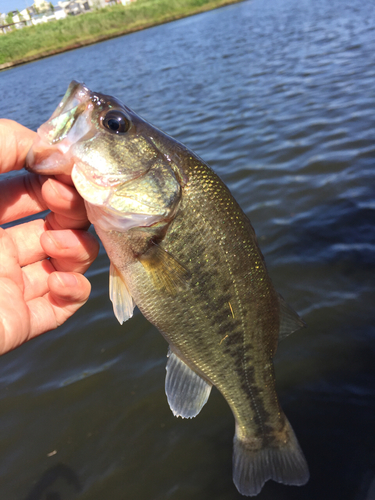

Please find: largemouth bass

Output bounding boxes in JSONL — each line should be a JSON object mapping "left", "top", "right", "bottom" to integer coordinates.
{"left": 27, "top": 81, "right": 309, "bottom": 496}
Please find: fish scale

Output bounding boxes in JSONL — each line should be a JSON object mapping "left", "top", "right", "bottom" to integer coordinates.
{"left": 27, "top": 81, "right": 309, "bottom": 497}
{"left": 154, "top": 159, "right": 280, "bottom": 422}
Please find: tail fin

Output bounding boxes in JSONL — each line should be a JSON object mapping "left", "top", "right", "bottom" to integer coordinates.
{"left": 233, "top": 419, "right": 309, "bottom": 497}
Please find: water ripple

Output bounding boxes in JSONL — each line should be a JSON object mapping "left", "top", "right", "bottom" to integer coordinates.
{"left": 1, "top": 0, "right": 375, "bottom": 498}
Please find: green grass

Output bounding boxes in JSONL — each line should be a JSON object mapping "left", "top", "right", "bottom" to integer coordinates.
{"left": 0, "top": 0, "right": 243, "bottom": 66}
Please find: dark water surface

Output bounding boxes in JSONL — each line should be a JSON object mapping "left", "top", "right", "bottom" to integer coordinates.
{"left": 1, "top": 0, "right": 375, "bottom": 498}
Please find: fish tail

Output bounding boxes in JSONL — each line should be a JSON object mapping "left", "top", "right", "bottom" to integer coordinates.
{"left": 232, "top": 418, "right": 309, "bottom": 496}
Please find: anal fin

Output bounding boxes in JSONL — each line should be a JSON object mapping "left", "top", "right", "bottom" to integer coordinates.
{"left": 165, "top": 349, "right": 212, "bottom": 419}
{"left": 109, "top": 263, "right": 135, "bottom": 324}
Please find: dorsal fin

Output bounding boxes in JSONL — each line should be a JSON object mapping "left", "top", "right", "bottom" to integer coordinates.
{"left": 165, "top": 349, "right": 212, "bottom": 419}
{"left": 278, "top": 294, "right": 306, "bottom": 340}
{"left": 109, "top": 263, "right": 135, "bottom": 324}
{"left": 139, "top": 243, "right": 191, "bottom": 295}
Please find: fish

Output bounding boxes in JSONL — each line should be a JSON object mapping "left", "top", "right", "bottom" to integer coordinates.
{"left": 26, "top": 81, "right": 309, "bottom": 496}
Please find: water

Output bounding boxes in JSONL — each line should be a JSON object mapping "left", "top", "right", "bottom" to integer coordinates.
{"left": 1, "top": 0, "right": 375, "bottom": 498}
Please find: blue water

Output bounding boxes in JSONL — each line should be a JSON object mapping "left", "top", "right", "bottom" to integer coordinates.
{"left": 1, "top": 0, "right": 375, "bottom": 498}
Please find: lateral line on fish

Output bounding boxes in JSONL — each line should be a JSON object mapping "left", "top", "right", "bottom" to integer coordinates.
{"left": 196, "top": 197, "right": 266, "bottom": 436}
{"left": 222, "top": 227, "right": 266, "bottom": 438}
{"left": 236, "top": 275, "right": 266, "bottom": 437}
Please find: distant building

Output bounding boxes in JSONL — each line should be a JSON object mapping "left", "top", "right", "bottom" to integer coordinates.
{"left": 3, "top": 9, "right": 31, "bottom": 28}
{"left": 0, "top": 0, "right": 135, "bottom": 34}
{"left": 0, "top": 13, "right": 8, "bottom": 31}
{"left": 10, "top": 11, "right": 20, "bottom": 23}
{"left": 58, "top": 0, "right": 92, "bottom": 15}
{"left": 0, "top": 3, "right": 67, "bottom": 30}
{"left": 19, "top": 8, "right": 32, "bottom": 21}
{"left": 54, "top": 6, "right": 67, "bottom": 19}
{"left": 33, "top": 0, "right": 51, "bottom": 13}
{"left": 27, "top": 5, "right": 38, "bottom": 16}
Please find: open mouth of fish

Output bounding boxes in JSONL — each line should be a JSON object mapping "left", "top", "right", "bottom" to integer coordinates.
{"left": 26, "top": 81, "right": 175, "bottom": 228}
{"left": 26, "top": 81, "right": 126, "bottom": 190}
{"left": 41, "top": 81, "right": 91, "bottom": 146}
{"left": 26, "top": 82, "right": 90, "bottom": 174}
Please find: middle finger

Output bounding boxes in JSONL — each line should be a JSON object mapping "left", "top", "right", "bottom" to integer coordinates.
{"left": 41, "top": 177, "right": 89, "bottom": 230}
{"left": 41, "top": 229, "right": 100, "bottom": 274}
{"left": 22, "top": 229, "right": 99, "bottom": 301}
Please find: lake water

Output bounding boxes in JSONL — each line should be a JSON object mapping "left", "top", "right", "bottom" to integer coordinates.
{"left": 1, "top": 0, "right": 375, "bottom": 498}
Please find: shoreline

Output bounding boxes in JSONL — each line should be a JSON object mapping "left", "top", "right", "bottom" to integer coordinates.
{"left": 0, "top": 0, "right": 244, "bottom": 71}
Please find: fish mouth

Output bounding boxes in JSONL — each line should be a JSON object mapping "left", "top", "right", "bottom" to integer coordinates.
{"left": 41, "top": 80, "right": 92, "bottom": 146}
{"left": 26, "top": 81, "right": 93, "bottom": 175}
{"left": 26, "top": 81, "right": 147, "bottom": 194}
{"left": 43, "top": 100, "right": 87, "bottom": 145}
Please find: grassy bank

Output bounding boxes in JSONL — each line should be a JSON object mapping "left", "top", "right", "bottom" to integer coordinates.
{"left": 0, "top": 0, "right": 244, "bottom": 68}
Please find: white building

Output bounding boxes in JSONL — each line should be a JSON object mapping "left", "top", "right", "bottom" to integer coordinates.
{"left": 19, "top": 8, "right": 31, "bottom": 20}
{"left": 34, "top": 0, "right": 50, "bottom": 12}
{"left": 58, "top": 0, "right": 93, "bottom": 15}
{"left": 8, "top": 10, "right": 32, "bottom": 28}
{"left": 11, "top": 12, "right": 20, "bottom": 22}
{"left": 54, "top": 6, "right": 67, "bottom": 19}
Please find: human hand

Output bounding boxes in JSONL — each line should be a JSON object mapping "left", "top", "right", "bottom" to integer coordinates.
{"left": 0, "top": 119, "right": 99, "bottom": 354}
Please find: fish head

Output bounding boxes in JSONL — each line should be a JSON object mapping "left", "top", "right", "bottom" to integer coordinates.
{"left": 27, "top": 81, "right": 182, "bottom": 232}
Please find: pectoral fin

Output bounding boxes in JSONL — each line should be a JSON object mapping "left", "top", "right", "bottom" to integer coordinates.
{"left": 109, "top": 263, "right": 135, "bottom": 324}
{"left": 165, "top": 349, "right": 212, "bottom": 419}
{"left": 278, "top": 294, "right": 305, "bottom": 340}
{"left": 139, "top": 243, "right": 190, "bottom": 295}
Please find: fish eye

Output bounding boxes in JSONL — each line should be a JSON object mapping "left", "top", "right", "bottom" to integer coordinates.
{"left": 102, "top": 110, "right": 130, "bottom": 134}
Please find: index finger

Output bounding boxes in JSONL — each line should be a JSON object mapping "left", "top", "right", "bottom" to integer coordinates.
{"left": 0, "top": 173, "right": 47, "bottom": 225}
{"left": 0, "top": 120, "right": 45, "bottom": 224}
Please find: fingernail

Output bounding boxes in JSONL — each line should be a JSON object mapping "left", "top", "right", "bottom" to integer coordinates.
{"left": 48, "top": 178, "right": 75, "bottom": 202}
{"left": 47, "top": 230, "right": 81, "bottom": 249}
{"left": 55, "top": 272, "right": 78, "bottom": 287}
